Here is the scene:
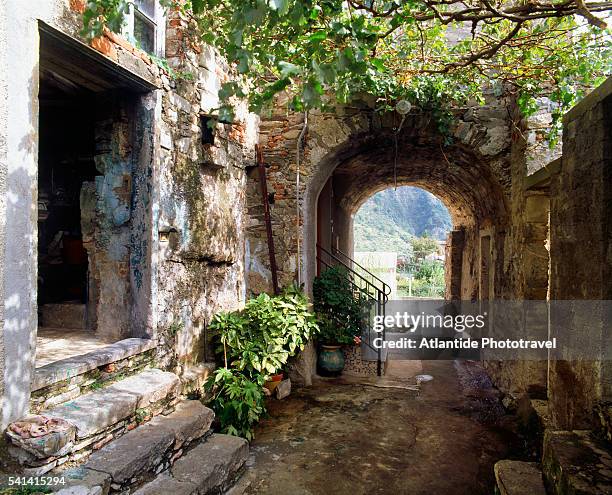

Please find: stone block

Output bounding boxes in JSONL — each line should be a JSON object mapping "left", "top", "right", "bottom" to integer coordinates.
{"left": 132, "top": 472, "right": 196, "bottom": 495}
{"left": 147, "top": 400, "right": 214, "bottom": 448}
{"left": 275, "top": 378, "right": 291, "bottom": 400}
{"left": 107, "top": 369, "right": 180, "bottom": 409}
{"left": 171, "top": 434, "right": 248, "bottom": 492}
{"left": 33, "top": 338, "right": 156, "bottom": 391}
{"left": 52, "top": 466, "right": 111, "bottom": 495}
{"left": 47, "top": 388, "right": 139, "bottom": 439}
{"left": 494, "top": 460, "right": 546, "bottom": 495}
{"left": 86, "top": 427, "right": 174, "bottom": 485}
{"left": 543, "top": 430, "right": 612, "bottom": 495}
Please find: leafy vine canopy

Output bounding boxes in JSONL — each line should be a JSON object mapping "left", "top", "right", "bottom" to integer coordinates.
{"left": 84, "top": 1, "right": 610, "bottom": 136}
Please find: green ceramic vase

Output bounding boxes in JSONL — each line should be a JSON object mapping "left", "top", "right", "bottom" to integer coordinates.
{"left": 318, "top": 345, "right": 345, "bottom": 375}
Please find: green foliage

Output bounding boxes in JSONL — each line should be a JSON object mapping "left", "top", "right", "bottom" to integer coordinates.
{"left": 210, "top": 287, "right": 319, "bottom": 377}
{"left": 411, "top": 236, "right": 440, "bottom": 261}
{"left": 204, "top": 367, "right": 266, "bottom": 440}
{"left": 398, "top": 259, "right": 445, "bottom": 298}
{"left": 313, "top": 266, "right": 365, "bottom": 345}
{"left": 1, "top": 487, "right": 53, "bottom": 495}
{"left": 84, "top": 1, "right": 611, "bottom": 141}
{"left": 205, "top": 286, "right": 318, "bottom": 439}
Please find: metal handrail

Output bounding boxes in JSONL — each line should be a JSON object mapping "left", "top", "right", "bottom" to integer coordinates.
{"left": 317, "top": 245, "right": 383, "bottom": 302}
{"left": 331, "top": 246, "right": 392, "bottom": 299}
{"left": 316, "top": 243, "right": 388, "bottom": 376}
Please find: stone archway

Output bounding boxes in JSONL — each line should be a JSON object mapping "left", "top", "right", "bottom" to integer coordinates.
{"left": 302, "top": 122, "right": 509, "bottom": 302}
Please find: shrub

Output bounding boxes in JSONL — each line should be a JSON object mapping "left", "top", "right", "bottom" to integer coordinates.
{"left": 205, "top": 286, "right": 319, "bottom": 439}
{"left": 204, "top": 367, "right": 265, "bottom": 440}
{"left": 313, "top": 266, "right": 365, "bottom": 345}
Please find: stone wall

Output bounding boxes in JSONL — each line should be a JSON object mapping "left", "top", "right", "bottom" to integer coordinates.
{"left": 247, "top": 91, "right": 524, "bottom": 385}
{"left": 548, "top": 77, "right": 612, "bottom": 429}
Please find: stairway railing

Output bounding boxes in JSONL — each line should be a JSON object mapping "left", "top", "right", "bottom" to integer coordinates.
{"left": 316, "top": 244, "right": 391, "bottom": 375}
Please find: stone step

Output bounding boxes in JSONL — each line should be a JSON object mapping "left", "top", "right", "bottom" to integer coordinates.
{"left": 41, "top": 303, "right": 87, "bottom": 329}
{"left": 32, "top": 338, "right": 157, "bottom": 414}
{"left": 51, "top": 400, "right": 215, "bottom": 494}
{"left": 7, "top": 369, "right": 181, "bottom": 473}
{"left": 494, "top": 460, "right": 546, "bottom": 495}
{"left": 543, "top": 430, "right": 612, "bottom": 495}
{"left": 133, "top": 434, "right": 249, "bottom": 495}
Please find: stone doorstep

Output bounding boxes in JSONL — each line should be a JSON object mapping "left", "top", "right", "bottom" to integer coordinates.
{"left": 46, "top": 369, "right": 180, "bottom": 440}
{"left": 59, "top": 401, "right": 215, "bottom": 490}
{"left": 133, "top": 434, "right": 249, "bottom": 495}
{"left": 33, "top": 338, "right": 157, "bottom": 391}
{"left": 494, "top": 460, "right": 546, "bottom": 495}
{"left": 543, "top": 430, "right": 612, "bottom": 495}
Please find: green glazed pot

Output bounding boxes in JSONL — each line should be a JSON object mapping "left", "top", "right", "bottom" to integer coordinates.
{"left": 318, "top": 345, "right": 345, "bottom": 375}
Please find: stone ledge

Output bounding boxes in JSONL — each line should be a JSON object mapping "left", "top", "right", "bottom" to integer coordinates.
{"left": 7, "top": 370, "right": 181, "bottom": 474}
{"left": 134, "top": 434, "right": 248, "bottom": 495}
{"left": 494, "top": 460, "right": 546, "bottom": 495}
{"left": 47, "top": 370, "right": 180, "bottom": 439}
{"left": 83, "top": 401, "right": 214, "bottom": 489}
{"left": 33, "top": 338, "right": 156, "bottom": 391}
{"left": 543, "top": 430, "right": 612, "bottom": 495}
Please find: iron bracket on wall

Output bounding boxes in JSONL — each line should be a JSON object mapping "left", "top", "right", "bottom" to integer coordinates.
{"left": 256, "top": 145, "right": 279, "bottom": 295}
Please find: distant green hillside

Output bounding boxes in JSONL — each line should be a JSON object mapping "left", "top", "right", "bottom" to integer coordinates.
{"left": 354, "top": 186, "right": 452, "bottom": 258}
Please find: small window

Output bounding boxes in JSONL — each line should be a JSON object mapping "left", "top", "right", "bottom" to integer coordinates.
{"left": 201, "top": 116, "right": 215, "bottom": 145}
{"left": 123, "top": 0, "right": 165, "bottom": 56}
{"left": 134, "top": 10, "right": 155, "bottom": 54}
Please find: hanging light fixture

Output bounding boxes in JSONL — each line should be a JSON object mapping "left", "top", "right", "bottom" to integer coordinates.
{"left": 393, "top": 100, "right": 412, "bottom": 189}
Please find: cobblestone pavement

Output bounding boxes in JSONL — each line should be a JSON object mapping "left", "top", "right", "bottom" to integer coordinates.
{"left": 242, "top": 360, "right": 520, "bottom": 495}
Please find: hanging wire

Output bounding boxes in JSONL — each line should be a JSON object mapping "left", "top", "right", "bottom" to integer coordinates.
{"left": 296, "top": 111, "right": 308, "bottom": 286}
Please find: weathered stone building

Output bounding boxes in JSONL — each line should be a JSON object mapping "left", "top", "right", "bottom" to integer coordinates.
{"left": 0, "top": 0, "right": 610, "bottom": 493}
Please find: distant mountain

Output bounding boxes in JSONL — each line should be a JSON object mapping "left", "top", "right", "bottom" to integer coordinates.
{"left": 354, "top": 186, "right": 452, "bottom": 257}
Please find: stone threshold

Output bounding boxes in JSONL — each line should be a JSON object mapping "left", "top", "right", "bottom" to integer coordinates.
{"left": 33, "top": 338, "right": 156, "bottom": 392}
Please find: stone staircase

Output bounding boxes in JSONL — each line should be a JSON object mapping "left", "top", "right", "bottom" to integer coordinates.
{"left": 494, "top": 400, "right": 612, "bottom": 495}
{"left": 5, "top": 369, "right": 248, "bottom": 494}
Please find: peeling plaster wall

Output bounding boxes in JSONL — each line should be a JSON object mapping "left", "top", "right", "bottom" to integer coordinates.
{"left": 0, "top": 0, "right": 257, "bottom": 427}
{"left": 153, "top": 13, "right": 258, "bottom": 372}
{"left": 0, "top": 0, "right": 7, "bottom": 422}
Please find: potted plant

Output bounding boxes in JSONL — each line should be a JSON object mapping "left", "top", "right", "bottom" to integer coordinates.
{"left": 313, "top": 266, "right": 365, "bottom": 375}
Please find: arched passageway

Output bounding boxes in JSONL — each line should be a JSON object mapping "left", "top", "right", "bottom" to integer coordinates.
{"left": 307, "top": 128, "right": 508, "bottom": 302}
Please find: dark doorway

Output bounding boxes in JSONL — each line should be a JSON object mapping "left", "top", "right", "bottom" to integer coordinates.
{"left": 38, "top": 77, "right": 97, "bottom": 308}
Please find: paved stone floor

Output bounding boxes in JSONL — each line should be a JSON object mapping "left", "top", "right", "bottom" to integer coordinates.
{"left": 242, "top": 360, "right": 520, "bottom": 495}
{"left": 36, "top": 327, "right": 110, "bottom": 367}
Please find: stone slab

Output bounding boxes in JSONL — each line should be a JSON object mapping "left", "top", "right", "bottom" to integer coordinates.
{"left": 147, "top": 400, "right": 214, "bottom": 448}
{"left": 132, "top": 472, "right": 197, "bottom": 495}
{"left": 109, "top": 369, "right": 180, "bottom": 409}
{"left": 46, "top": 369, "right": 179, "bottom": 439}
{"left": 171, "top": 434, "right": 248, "bottom": 493}
{"left": 84, "top": 401, "right": 213, "bottom": 484}
{"left": 543, "top": 430, "right": 612, "bottom": 495}
{"left": 47, "top": 388, "right": 138, "bottom": 440}
{"left": 494, "top": 460, "right": 546, "bottom": 495}
{"left": 86, "top": 427, "right": 174, "bottom": 484}
{"left": 52, "top": 466, "right": 111, "bottom": 495}
{"left": 33, "top": 338, "right": 156, "bottom": 391}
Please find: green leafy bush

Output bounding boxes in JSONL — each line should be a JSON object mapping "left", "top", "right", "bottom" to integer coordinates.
{"left": 210, "top": 287, "right": 319, "bottom": 377}
{"left": 313, "top": 266, "right": 365, "bottom": 345}
{"left": 205, "top": 286, "right": 318, "bottom": 439}
{"left": 204, "top": 368, "right": 265, "bottom": 440}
